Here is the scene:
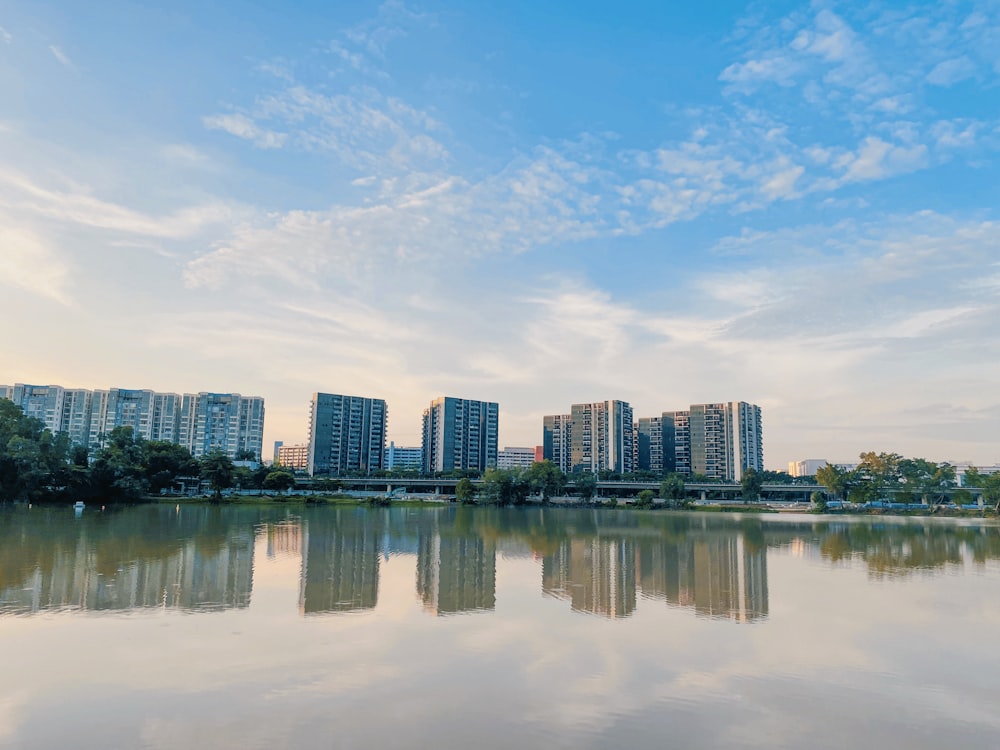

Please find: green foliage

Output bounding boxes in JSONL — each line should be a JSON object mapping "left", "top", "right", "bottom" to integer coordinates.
{"left": 263, "top": 470, "right": 295, "bottom": 494}
{"left": 635, "top": 489, "right": 655, "bottom": 508}
{"left": 143, "top": 441, "right": 198, "bottom": 494}
{"left": 811, "top": 490, "right": 828, "bottom": 512}
{"left": 480, "top": 468, "right": 530, "bottom": 506}
{"left": 199, "top": 451, "right": 235, "bottom": 500}
{"left": 759, "top": 470, "right": 795, "bottom": 484}
{"left": 455, "top": 477, "right": 477, "bottom": 504}
{"left": 983, "top": 473, "right": 1000, "bottom": 511}
{"left": 741, "top": 467, "right": 763, "bottom": 503}
{"left": 89, "top": 426, "right": 148, "bottom": 500}
{"left": 815, "top": 463, "right": 853, "bottom": 502}
{"left": 571, "top": 471, "right": 598, "bottom": 501}
{"left": 524, "top": 460, "right": 566, "bottom": 502}
{"left": 659, "top": 473, "right": 686, "bottom": 502}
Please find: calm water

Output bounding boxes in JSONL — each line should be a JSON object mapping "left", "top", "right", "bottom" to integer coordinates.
{"left": 2, "top": 505, "right": 999, "bottom": 749}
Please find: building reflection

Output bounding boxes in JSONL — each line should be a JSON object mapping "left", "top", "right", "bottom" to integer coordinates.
{"left": 0, "top": 527, "right": 254, "bottom": 615}
{"left": 265, "top": 520, "right": 303, "bottom": 559}
{"left": 416, "top": 530, "right": 496, "bottom": 616}
{"left": 299, "top": 510, "right": 383, "bottom": 615}
{"left": 542, "top": 538, "right": 637, "bottom": 619}
{"left": 540, "top": 531, "right": 767, "bottom": 622}
{"left": 636, "top": 536, "right": 768, "bottom": 623}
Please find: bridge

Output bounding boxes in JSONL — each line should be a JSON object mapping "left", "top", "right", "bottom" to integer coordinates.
{"left": 296, "top": 476, "right": 823, "bottom": 502}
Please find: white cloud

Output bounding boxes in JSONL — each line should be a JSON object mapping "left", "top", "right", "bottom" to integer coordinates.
{"left": 0, "top": 169, "right": 235, "bottom": 238}
{"left": 926, "top": 56, "right": 977, "bottom": 86}
{"left": 48, "top": 45, "right": 71, "bottom": 66}
{"left": 202, "top": 113, "right": 287, "bottom": 149}
{"left": 834, "top": 137, "right": 928, "bottom": 184}
{"left": 0, "top": 26, "right": 11, "bottom": 44}
{"left": 0, "top": 221, "right": 72, "bottom": 304}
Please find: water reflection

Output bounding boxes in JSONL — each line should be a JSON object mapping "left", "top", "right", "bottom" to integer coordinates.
{"left": 2, "top": 506, "right": 999, "bottom": 620}
{"left": 0, "top": 506, "right": 255, "bottom": 615}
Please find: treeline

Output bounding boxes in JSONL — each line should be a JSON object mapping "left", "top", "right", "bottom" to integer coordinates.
{"left": 814, "top": 452, "right": 1000, "bottom": 509}
{"left": 451, "top": 464, "right": 693, "bottom": 508}
{"left": 0, "top": 399, "right": 294, "bottom": 502}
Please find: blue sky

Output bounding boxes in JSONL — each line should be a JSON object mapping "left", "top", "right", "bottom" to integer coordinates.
{"left": 2, "top": 0, "right": 1000, "bottom": 466}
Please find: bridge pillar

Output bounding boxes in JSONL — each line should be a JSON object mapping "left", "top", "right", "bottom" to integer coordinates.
{"left": 700, "top": 490, "right": 707, "bottom": 502}
{"left": 435, "top": 486, "right": 441, "bottom": 495}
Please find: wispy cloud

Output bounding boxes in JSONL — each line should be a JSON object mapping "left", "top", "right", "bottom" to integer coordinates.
{"left": 0, "top": 26, "right": 11, "bottom": 44}
{"left": 0, "top": 221, "right": 72, "bottom": 304}
{"left": 202, "top": 113, "right": 287, "bottom": 149}
{"left": 48, "top": 44, "right": 71, "bottom": 66}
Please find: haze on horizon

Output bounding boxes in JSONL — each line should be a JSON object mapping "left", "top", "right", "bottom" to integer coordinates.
{"left": 1, "top": 0, "right": 999, "bottom": 468}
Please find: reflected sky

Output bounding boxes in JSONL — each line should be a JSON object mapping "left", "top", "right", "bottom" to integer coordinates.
{"left": 1, "top": 506, "right": 999, "bottom": 749}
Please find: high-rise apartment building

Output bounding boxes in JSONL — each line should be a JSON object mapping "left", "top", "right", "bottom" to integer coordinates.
{"left": 276, "top": 444, "right": 309, "bottom": 471}
{"left": 8, "top": 384, "right": 66, "bottom": 434}
{"left": 386, "top": 442, "right": 422, "bottom": 470}
{"left": 542, "top": 414, "right": 573, "bottom": 474}
{"left": 568, "top": 400, "right": 634, "bottom": 474}
{"left": 666, "top": 411, "right": 690, "bottom": 475}
{"left": 726, "top": 401, "right": 763, "bottom": 481}
{"left": 308, "top": 392, "right": 387, "bottom": 476}
{"left": 421, "top": 397, "right": 498, "bottom": 473}
{"left": 497, "top": 446, "right": 536, "bottom": 470}
{"left": 179, "top": 392, "right": 265, "bottom": 460}
{"left": 680, "top": 402, "right": 762, "bottom": 481}
{"left": 4, "top": 382, "right": 264, "bottom": 458}
{"left": 635, "top": 403, "right": 761, "bottom": 481}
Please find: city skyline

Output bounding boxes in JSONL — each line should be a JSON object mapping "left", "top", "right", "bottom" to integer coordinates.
{"left": 2, "top": 1, "right": 999, "bottom": 467}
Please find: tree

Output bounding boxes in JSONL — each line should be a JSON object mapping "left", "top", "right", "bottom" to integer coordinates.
{"left": 524, "top": 460, "right": 565, "bottom": 502}
{"left": 857, "top": 451, "right": 902, "bottom": 503}
{"left": 90, "top": 426, "right": 148, "bottom": 499}
{"left": 263, "top": 470, "right": 295, "bottom": 495}
{"left": 571, "top": 472, "right": 598, "bottom": 501}
{"left": 983, "top": 473, "right": 1000, "bottom": 512}
{"left": 964, "top": 466, "right": 986, "bottom": 489}
{"left": 480, "top": 468, "right": 530, "bottom": 506}
{"left": 635, "top": 489, "right": 655, "bottom": 508}
{"left": 234, "top": 448, "right": 257, "bottom": 462}
{"left": 199, "top": 451, "right": 235, "bottom": 500}
{"left": 741, "top": 467, "right": 763, "bottom": 503}
{"left": 899, "top": 458, "right": 951, "bottom": 506}
{"left": 142, "top": 441, "right": 198, "bottom": 494}
{"left": 659, "top": 473, "right": 686, "bottom": 507}
{"left": 811, "top": 490, "right": 828, "bottom": 512}
{"left": 816, "top": 463, "right": 852, "bottom": 503}
{"left": 455, "top": 477, "right": 477, "bottom": 504}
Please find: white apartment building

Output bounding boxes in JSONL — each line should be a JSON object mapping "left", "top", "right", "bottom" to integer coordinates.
{"left": 497, "top": 446, "right": 536, "bottom": 470}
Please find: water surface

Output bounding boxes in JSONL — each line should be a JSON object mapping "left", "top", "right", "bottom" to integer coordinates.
{"left": 2, "top": 505, "right": 999, "bottom": 749}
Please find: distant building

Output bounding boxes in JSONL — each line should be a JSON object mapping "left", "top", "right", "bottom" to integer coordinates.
{"left": 387, "top": 442, "right": 423, "bottom": 470}
{"left": 497, "top": 446, "right": 536, "bottom": 470}
{"left": 272, "top": 440, "right": 284, "bottom": 463}
{"left": 179, "top": 392, "right": 265, "bottom": 460}
{"left": 789, "top": 459, "right": 828, "bottom": 477}
{"left": 569, "top": 400, "right": 634, "bottom": 474}
{"left": 421, "top": 396, "right": 498, "bottom": 473}
{"left": 534, "top": 445, "right": 544, "bottom": 462}
{"left": 634, "top": 402, "right": 761, "bottom": 481}
{"left": 277, "top": 444, "right": 309, "bottom": 471}
{"left": 8, "top": 384, "right": 67, "bottom": 435}
{"left": 953, "top": 462, "right": 1000, "bottom": 487}
{"left": 308, "top": 392, "right": 387, "bottom": 476}
{"left": 686, "top": 402, "right": 762, "bottom": 482}
{"left": 2, "top": 382, "right": 265, "bottom": 459}
{"left": 542, "top": 414, "right": 573, "bottom": 474}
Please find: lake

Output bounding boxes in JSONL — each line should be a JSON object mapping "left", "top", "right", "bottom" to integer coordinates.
{"left": 1, "top": 504, "right": 999, "bottom": 749}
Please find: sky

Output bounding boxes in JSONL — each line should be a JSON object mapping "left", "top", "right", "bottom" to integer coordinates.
{"left": 1, "top": 0, "right": 999, "bottom": 467}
